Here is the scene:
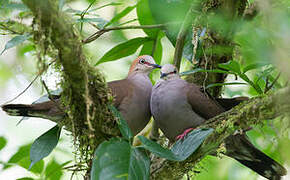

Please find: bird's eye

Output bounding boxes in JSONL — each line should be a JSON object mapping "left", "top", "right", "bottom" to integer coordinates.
{"left": 139, "top": 59, "right": 145, "bottom": 64}
{"left": 173, "top": 70, "right": 177, "bottom": 73}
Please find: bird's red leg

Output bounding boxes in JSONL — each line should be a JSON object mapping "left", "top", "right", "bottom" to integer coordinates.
{"left": 175, "top": 128, "right": 194, "bottom": 141}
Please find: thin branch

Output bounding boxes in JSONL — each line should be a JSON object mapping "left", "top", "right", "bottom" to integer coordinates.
{"left": 264, "top": 72, "right": 281, "bottom": 93}
{"left": 82, "top": 24, "right": 167, "bottom": 44}
{"left": 173, "top": 1, "right": 201, "bottom": 70}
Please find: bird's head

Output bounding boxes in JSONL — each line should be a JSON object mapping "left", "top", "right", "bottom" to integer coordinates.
{"left": 160, "top": 64, "right": 179, "bottom": 80}
{"left": 128, "top": 55, "right": 161, "bottom": 75}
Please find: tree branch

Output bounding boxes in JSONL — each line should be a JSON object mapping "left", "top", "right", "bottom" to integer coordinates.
{"left": 151, "top": 87, "right": 290, "bottom": 179}
{"left": 173, "top": 1, "right": 201, "bottom": 70}
{"left": 82, "top": 24, "right": 167, "bottom": 44}
{"left": 21, "top": 1, "right": 118, "bottom": 176}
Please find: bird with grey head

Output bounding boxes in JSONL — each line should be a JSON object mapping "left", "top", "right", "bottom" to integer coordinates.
{"left": 150, "top": 64, "right": 287, "bottom": 180}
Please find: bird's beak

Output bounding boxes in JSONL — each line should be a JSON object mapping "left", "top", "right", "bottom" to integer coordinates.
{"left": 160, "top": 73, "right": 167, "bottom": 78}
{"left": 151, "top": 64, "right": 162, "bottom": 69}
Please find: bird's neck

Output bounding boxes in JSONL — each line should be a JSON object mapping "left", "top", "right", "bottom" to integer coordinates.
{"left": 127, "top": 72, "right": 151, "bottom": 85}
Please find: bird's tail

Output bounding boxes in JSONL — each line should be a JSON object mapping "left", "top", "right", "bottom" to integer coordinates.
{"left": 225, "top": 134, "right": 287, "bottom": 180}
{"left": 2, "top": 100, "right": 64, "bottom": 120}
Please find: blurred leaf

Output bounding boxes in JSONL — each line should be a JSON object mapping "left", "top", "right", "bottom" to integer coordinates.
{"left": 109, "top": 105, "right": 133, "bottom": 141}
{"left": 18, "top": 156, "right": 44, "bottom": 174}
{"left": 4, "top": 2, "right": 28, "bottom": 11}
{"left": 89, "top": 2, "right": 122, "bottom": 12}
{"left": 45, "top": 159, "right": 71, "bottom": 180}
{"left": 91, "top": 139, "right": 150, "bottom": 180}
{"left": 180, "top": 68, "right": 233, "bottom": 76}
{"left": 104, "top": 5, "right": 136, "bottom": 28}
{"left": 137, "top": 0, "right": 158, "bottom": 37}
{"left": 218, "top": 60, "right": 241, "bottom": 74}
{"left": 0, "top": 136, "right": 7, "bottom": 151}
{"left": 76, "top": 17, "right": 108, "bottom": 29}
{"left": 4, "top": 144, "right": 31, "bottom": 169}
{"left": 1, "top": 34, "right": 31, "bottom": 55}
{"left": 239, "top": 73, "right": 263, "bottom": 94}
{"left": 171, "top": 128, "right": 214, "bottom": 159}
{"left": 206, "top": 82, "right": 247, "bottom": 89}
{"left": 17, "top": 178, "right": 34, "bottom": 180}
{"left": 58, "top": 0, "right": 65, "bottom": 11}
{"left": 18, "top": 44, "right": 35, "bottom": 57}
{"left": 139, "top": 128, "right": 213, "bottom": 161}
{"left": 96, "top": 37, "right": 151, "bottom": 65}
{"left": 139, "top": 32, "right": 163, "bottom": 64}
{"left": 242, "top": 62, "right": 269, "bottom": 73}
{"left": 138, "top": 136, "right": 179, "bottom": 161}
{"left": 29, "top": 125, "right": 61, "bottom": 169}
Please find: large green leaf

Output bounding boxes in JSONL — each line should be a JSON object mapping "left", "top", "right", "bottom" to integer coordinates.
{"left": 29, "top": 125, "right": 61, "bottom": 169}
{"left": 0, "top": 136, "right": 7, "bottom": 151}
{"left": 139, "top": 128, "right": 214, "bottom": 161}
{"left": 91, "top": 139, "right": 150, "bottom": 180}
{"left": 104, "top": 5, "right": 136, "bottom": 28}
{"left": 1, "top": 34, "right": 31, "bottom": 55}
{"left": 218, "top": 60, "right": 241, "bottom": 74}
{"left": 139, "top": 32, "right": 163, "bottom": 64}
{"left": 137, "top": 0, "right": 158, "bottom": 37}
{"left": 148, "top": 0, "right": 198, "bottom": 61}
{"left": 109, "top": 105, "right": 133, "bottom": 141}
{"left": 96, "top": 37, "right": 151, "bottom": 65}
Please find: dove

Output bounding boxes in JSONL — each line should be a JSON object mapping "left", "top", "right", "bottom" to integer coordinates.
{"left": 2, "top": 55, "right": 161, "bottom": 135}
{"left": 150, "top": 64, "right": 286, "bottom": 179}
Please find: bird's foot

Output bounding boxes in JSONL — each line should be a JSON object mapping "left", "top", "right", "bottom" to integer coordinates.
{"left": 175, "top": 128, "right": 194, "bottom": 141}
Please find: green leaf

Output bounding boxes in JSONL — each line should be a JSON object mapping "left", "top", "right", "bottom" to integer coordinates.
{"left": 1, "top": 34, "right": 31, "bottom": 55}
{"left": 239, "top": 73, "right": 263, "bottom": 94}
{"left": 29, "top": 125, "right": 61, "bottom": 169}
{"left": 104, "top": 5, "right": 136, "bottom": 28}
{"left": 76, "top": 17, "right": 108, "bottom": 29}
{"left": 242, "top": 62, "right": 269, "bottom": 73}
{"left": 96, "top": 37, "right": 151, "bottom": 65}
{"left": 137, "top": 0, "right": 158, "bottom": 37}
{"left": 17, "top": 178, "right": 34, "bottom": 180}
{"left": 206, "top": 82, "right": 247, "bottom": 89}
{"left": 139, "top": 32, "right": 163, "bottom": 64}
{"left": 45, "top": 159, "right": 71, "bottom": 180}
{"left": 138, "top": 136, "right": 180, "bottom": 161}
{"left": 171, "top": 128, "right": 214, "bottom": 160}
{"left": 91, "top": 139, "right": 150, "bottom": 180}
{"left": 4, "top": 143, "right": 31, "bottom": 169}
{"left": 18, "top": 156, "right": 44, "bottom": 174}
{"left": 139, "top": 128, "right": 214, "bottom": 161}
{"left": 89, "top": 3, "right": 122, "bottom": 12}
{"left": 109, "top": 105, "right": 133, "bottom": 141}
{"left": 0, "top": 136, "right": 7, "bottom": 151}
{"left": 180, "top": 68, "right": 233, "bottom": 76}
{"left": 218, "top": 60, "right": 241, "bottom": 74}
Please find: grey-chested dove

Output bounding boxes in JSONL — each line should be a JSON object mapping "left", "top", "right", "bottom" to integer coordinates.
{"left": 2, "top": 55, "right": 161, "bottom": 135}
{"left": 150, "top": 64, "right": 286, "bottom": 180}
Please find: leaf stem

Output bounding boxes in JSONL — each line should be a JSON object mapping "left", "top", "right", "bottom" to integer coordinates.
{"left": 82, "top": 24, "right": 167, "bottom": 44}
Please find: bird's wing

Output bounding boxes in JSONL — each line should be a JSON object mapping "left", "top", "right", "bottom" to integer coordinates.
{"left": 108, "top": 79, "right": 134, "bottom": 108}
{"left": 186, "top": 83, "right": 224, "bottom": 119}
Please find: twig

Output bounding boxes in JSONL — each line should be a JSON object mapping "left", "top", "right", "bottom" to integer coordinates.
{"left": 82, "top": 24, "right": 167, "bottom": 44}
{"left": 264, "top": 72, "right": 281, "bottom": 93}
{"left": 1, "top": 59, "right": 56, "bottom": 106}
{"left": 173, "top": 1, "right": 201, "bottom": 70}
{"left": 1, "top": 74, "right": 39, "bottom": 105}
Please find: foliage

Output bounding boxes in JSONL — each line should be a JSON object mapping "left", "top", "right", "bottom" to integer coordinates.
{"left": 0, "top": 0, "right": 289, "bottom": 179}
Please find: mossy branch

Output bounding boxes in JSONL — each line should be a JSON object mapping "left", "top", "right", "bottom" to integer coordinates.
{"left": 151, "top": 87, "right": 290, "bottom": 179}
{"left": 21, "top": 0, "right": 118, "bottom": 175}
